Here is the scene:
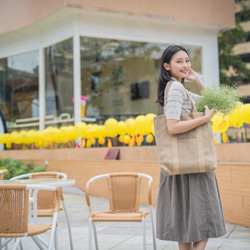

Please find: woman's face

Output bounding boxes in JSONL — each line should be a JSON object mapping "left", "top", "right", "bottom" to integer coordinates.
{"left": 163, "top": 50, "right": 191, "bottom": 82}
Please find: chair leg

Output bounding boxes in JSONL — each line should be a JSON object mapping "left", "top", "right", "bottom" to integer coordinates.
{"left": 88, "top": 217, "right": 92, "bottom": 250}
{"left": 13, "top": 238, "right": 21, "bottom": 250}
{"left": 31, "top": 236, "right": 44, "bottom": 250}
{"left": 1, "top": 238, "right": 12, "bottom": 249}
{"left": 55, "top": 226, "right": 58, "bottom": 250}
{"left": 62, "top": 200, "right": 74, "bottom": 250}
{"left": 48, "top": 212, "right": 58, "bottom": 250}
{"left": 142, "top": 217, "right": 146, "bottom": 250}
{"left": 92, "top": 222, "right": 98, "bottom": 250}
{"left": 20, "top": 241, "right": 23, "bottom": 250}
{"left": 150, "top": 205, "right": 157, "bottom": 250}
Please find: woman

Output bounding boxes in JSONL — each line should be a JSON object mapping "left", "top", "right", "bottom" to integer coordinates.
{"left": 155, "top": 45, "right": 226, "bottom": 250}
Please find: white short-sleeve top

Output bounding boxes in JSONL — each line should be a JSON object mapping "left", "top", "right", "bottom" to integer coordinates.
{"left": 164, "top": 80, "right": 202, "bottom": 120}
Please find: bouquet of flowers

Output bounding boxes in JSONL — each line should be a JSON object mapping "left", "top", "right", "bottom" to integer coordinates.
{"left": 196, "top": 85, "right": 240, "bottom": 115}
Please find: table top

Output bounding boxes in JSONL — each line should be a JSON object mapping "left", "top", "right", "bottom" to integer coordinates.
{"left": 0, "top": 178, "right": 75, "bottom": 187}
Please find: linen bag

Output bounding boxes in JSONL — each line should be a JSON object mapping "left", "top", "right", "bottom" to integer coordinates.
{"left": 154, "top": 82, "right": 217, "bottom": 175}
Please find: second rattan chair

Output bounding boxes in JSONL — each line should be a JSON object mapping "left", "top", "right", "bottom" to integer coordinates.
{"left": 0, "top": 184, "right": 60, "bottom": 250}
{"left": 10, "top": 172, "right": 74, "bottom": 250}
{"left": 85, "top": 172, "right": 157, "bottom": 250}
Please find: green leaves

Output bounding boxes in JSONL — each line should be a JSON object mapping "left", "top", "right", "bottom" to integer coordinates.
{"left": 0, "top": 158, "right": 46, "bottom": 180}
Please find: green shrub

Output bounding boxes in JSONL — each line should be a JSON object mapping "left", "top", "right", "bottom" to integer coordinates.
{"left": 0, "top": 158, "right": 46, "bottom": 180}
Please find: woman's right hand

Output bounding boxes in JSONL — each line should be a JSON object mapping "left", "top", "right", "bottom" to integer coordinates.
{"left": 204, "top": 105, "right": 216, "bottom": 122}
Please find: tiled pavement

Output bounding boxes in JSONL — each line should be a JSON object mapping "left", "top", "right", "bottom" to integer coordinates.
{"left": 4, "top": 186, "right": 250, "bottom": 249}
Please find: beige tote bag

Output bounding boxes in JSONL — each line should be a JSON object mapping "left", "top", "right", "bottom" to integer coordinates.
{"left": 154, "top": 82, "right": 217, "bottom": 175}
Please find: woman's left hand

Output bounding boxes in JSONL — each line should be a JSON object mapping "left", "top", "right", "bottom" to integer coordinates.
{"left": 186, "top": 69, "right": 199, "bottom": 82}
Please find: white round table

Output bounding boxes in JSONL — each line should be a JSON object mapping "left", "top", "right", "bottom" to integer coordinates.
{"left": 0, "top": 178, "right": 75, "bottom": 187}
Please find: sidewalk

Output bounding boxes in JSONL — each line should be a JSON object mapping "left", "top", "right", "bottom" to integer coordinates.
{"left": 6, "top": 186, "right": 250, "bottom": 249}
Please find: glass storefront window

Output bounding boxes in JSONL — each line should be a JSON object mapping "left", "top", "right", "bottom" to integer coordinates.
{"left": 0, "top": 50, "right": 39, "bottom": 127}
{"left": 80, "top": 37, "right": 202, "bottom": 123}
{"left": 45, "top": 38, "right": 74, "bottom": 121}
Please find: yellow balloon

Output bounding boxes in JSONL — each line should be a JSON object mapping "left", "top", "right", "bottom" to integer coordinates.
{"left": 85, "top": 126, "right": 96, "bottom": 139}
{"left": 11, "top": 131, "right": 21, "bottom": 144}
{"left": 125, "top": 118, "right": 137, "bottom": 135}
{"left": 228, "top": 103, "right": 244, "bottom": 128}
{"left": 146, "top": 134, "right": 154, "bottom": 143}
{"left": 75, "top": 122, "right": 87, "bottom": 137}
{"left": 211, "top": 114, "right": 229, "bottom": 133}
{"left": 129, "top": 136, "right": 135, "bottom": 147}
{"left": 26, "top": 130, "right": 36, "bottom": 144}
{"left": 124, "top": 135, "right": 130, "bottom": 144}
{"left": 119, "top": 135, "right": 124, "bottom": 143}
{"left": 118, "top": 121, "right": 127, "bottom": 135}
{"left": 136, "top": 134, "right": 143, "bottom": 146}
{"left": 98, "top": 137, "right": 105, "bottom": 145}
{"left": 96, "top": 125, "right": 106, "bottom": 138}
{"left": 104, "top": 118, "right": 118, "bottom": 137}
{"left": 240, "top": 104, "right": 250, "bottom": 124}
{"left": 19, "top": 131, "right": 29, "bottom": 144}
{"left": 81, "top": 139, "right": 86, "bottom": 148}
{"left": 151, "top": 123, "right": 155, "bottom": 136}
{"left": 222, "top": 132, "right": 228, "bottom": 143}
{"left": 86, "top": 139, "right": 92, "bottom": 148}
{"left": 91, "top": 138, "right": 96, "bottom": 145}
{"left": 107, "top": 138, "right": 112, "bottom": 148}
{"left": 59, "top": 126, "right": 68, "bottom": 141}
{"left": 145, "top": 113, "right": 156, "bottom": 133}
{"left": 135, "top": 115, "right": 147, "bottom": 135}
{"left": 66, "top": 126, "right": 79, "bottom": 140}
{"left": 3, "top": 134, "right": 12, "bottom": 144}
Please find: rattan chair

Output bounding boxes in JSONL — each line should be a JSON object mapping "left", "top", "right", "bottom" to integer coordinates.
{"left": 0, "top": 184, "right": 60, "bottom": 250}
{"left": 10, "top": 172, "right": 74, "bottom": 250}
{"left": 0, "top": 169, "right": 7, "bottom": 180}
{"left": 85, "top": 172, "right": 157, "bottom": 250}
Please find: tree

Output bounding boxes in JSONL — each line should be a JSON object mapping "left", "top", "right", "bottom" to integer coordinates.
{"left": 218, "top": 0, "right": 250, "bottom": 87}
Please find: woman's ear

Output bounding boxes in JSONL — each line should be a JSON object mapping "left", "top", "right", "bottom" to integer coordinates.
{"left": 163, "top": 62, "right": 170, "bottom": 71}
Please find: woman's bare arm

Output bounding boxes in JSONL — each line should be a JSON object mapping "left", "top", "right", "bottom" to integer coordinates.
{"left": 167, "top": 105, "right": 215, "bottom": 135}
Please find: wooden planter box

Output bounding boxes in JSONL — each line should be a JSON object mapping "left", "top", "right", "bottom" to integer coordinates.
{"left": 0, "top": 144, "right": 249, "bottom": 227}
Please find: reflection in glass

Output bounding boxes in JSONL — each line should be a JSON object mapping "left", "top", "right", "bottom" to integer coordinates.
{"left": 0, "top": 50, "right": 39, "bottom": 126}
{"left": 45, "top": 38, "right": 74, "bottom": 120}
{"left": 80, "top": 37, "right": 202, "bottom": 123}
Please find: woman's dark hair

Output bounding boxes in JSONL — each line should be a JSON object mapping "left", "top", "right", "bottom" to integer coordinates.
{"left": 155, "top": 45, "right": 189, "bottom": 107}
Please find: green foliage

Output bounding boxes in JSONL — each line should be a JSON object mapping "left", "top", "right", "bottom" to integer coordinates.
{"left": 196, "top": 85, "right": 240, "bottom": 115}
{"left": 0, "top": 158, "right": 46, "bottom": 180}
{"left": 218, "top": 0, "right": 250, "bottom": 86}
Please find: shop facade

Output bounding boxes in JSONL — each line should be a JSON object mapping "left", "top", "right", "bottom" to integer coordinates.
{"left": 0, "top": 0, "right": 235, "bottom": 132}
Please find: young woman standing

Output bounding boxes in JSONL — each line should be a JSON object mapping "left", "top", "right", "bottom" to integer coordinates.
{"left": 155, "top": 45, "right": 226, "bottom": 250}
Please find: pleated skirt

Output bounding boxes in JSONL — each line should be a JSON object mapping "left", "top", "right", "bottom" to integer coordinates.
{"left": 156, "top": 171, "right": 226, "bottom": 243}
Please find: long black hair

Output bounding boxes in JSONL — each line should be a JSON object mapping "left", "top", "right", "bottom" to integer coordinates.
{"left": 155, "top": 45, "right": 189, "bottom": 107}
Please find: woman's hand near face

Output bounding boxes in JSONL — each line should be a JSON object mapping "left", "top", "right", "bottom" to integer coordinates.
{"left": 186, "top": 69, "right": 206, "bottom": 92}
{"left": 186, "top": 68, "right": 199, "bottom": 82}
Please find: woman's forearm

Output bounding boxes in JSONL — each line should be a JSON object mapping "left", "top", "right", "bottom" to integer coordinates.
{"left": 167, "top": 115, "right": 210, "bottom": 135}
{"left": 193, "top": 78, "right": 206, "bottom": 92}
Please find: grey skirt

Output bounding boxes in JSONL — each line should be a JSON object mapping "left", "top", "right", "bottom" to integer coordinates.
{"left": 156, "top": 171, "right": 226, "bottom": 243}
